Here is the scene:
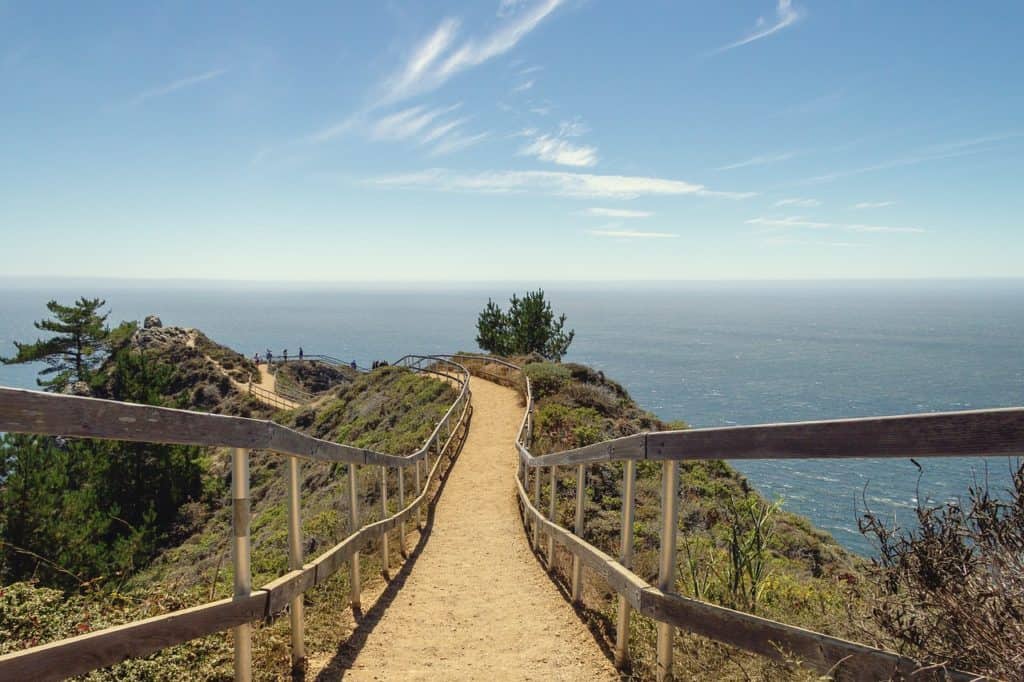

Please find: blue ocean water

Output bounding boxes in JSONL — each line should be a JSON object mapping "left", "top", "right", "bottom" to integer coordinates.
{"left": 2, "top": 280, "right": 1022, "bottom": 555}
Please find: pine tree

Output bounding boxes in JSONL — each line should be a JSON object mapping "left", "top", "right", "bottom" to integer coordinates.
{"left": 475, "top": 290, "right": 575, "bottom": 361}
{"left": 1, "top": 297, "right": 110, "bottom": 391}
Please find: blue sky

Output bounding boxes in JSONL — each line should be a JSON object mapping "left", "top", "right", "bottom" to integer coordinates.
{"left": 2, "top": 1, "right": 1022, "bottom": 281}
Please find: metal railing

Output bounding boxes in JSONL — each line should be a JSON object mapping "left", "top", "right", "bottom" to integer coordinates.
{"left": 0, "top": 355, "right": 472, "bottom": 681}
{"left": 453, "top": 354, "right": 1022, "bottom": 682}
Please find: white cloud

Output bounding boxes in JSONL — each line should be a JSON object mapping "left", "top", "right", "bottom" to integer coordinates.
{"left": 805, "top": 133, "right": 1021, "bottom": 183}
{"left": 529, "top": 105, "right": 552, "bottom": 116}
{"left": 765, "top": 238, "right": 864, "bottom": 248}
{"left": 430, "top": 131, "right": 490, "bottom": 156}
{"left": 708, "top": 0, "right": 803, "bottom": 55}
{"left": 775, "top": 197, "right": 820, "bottom": 207}
{"left": 586, "top": 207, "right": 653, "bottom": 218}
{"left": 131, "top": 68, "right": 227, "bottom": 105}
{"left": 558, "top": 118, "right": 589, "bottom": 137}
{"left": 379, "top": 18, "right": 461, "bottom": 107}
{"left": 520, "top": 133, "right": 598, "bottom": 167}
{"left": 420, "top": 118, "right": 468, "bottom": 144}
{"left": 590, "top": 229, "right": 678, "bottom": 239}
{"left": 850, "top": 201, "right": 895, "bottom": 209}
{"left": 747, "top": 216, "right": 925, "bottom": 233}
{"left": 368, "top": 168, "right": 755, "bottom": 200}
{"left": 717, "top": 152, "right": 795, "bottom": 171}
{"left": 379, "top": 0, "right": 563, "bottom": 106}
{"left": 511, "top": 79, "right": 535, "bottom": 93}
{"left": 370, "top": 104, "right": 461, "bottom": 141}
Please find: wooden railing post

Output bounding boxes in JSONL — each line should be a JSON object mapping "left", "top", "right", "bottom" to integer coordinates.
{"left": 231, "top": 448, "right": 252, "bottom": 682}
{"left": 532, "top": 463, "right": 542, "bottom": 548}
{"left": 615, "top": 459, "right": 636, "bottom": 668}
{"left": 397, "top": 465, "right": 407, "bottom": 557}
{"left": 656, "top": 460, "right": 681, "bottom": 682}
{"left": 380, "top": 466, "right": 390, "bottom": 577}
{"left": 571, "top": 464, "right": 585, "bottom": 603}
{"left": 415, "top": 458, "right": 423, "bottom": 529}
{"left": 348, "top": 463, "right": 361, "bottom": 611}
{"left": 285, "top": 454, "right": 306, "bottom": 666}
{"left": 547, "top": 465, "right": 557, "bottom": 564}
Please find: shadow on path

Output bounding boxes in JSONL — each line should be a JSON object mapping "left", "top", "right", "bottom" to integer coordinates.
{"left": 304, "top": 409, "right": 472, "bottom": 681}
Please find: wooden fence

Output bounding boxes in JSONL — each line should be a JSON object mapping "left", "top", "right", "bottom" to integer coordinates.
{"left": 446, "top": 354, "right": 1020, "bottom": 682}
{"left": 0, "top": 355, "right": 471, "bottom": 681}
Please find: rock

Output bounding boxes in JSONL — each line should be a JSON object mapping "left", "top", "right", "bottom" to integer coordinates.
{"left": 65, "top": 381, "right": 92, "bottom": 397}
{"left": 144, "top": 315, "right": 163, "bottom": 329}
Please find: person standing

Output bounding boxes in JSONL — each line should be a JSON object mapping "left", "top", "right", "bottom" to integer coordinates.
{"left": 283, "top": 349, "right": 288, "bottom": 364}
{"left": 298, "top": 347, "right": 304, "bottom": 361}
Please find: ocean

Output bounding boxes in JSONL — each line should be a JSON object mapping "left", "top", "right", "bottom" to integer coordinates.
{"left": 2, "top": 279, "right": 1022, "bottom": 556}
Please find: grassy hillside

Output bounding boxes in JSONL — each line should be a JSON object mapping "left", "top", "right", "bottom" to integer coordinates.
{"left": 1, "top": 332, "right": 457, "bottom": 680}
{"left": 467, "top": 356, "right": 871, "bottom": 680}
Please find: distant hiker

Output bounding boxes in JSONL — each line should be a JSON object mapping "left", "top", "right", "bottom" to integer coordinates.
{"left": 266, "top": 349, "right": 272, "bottom": 364}
{"left": 352, "top": 360, "right": 358, "bottom": 370}
{"left": 253, "top": 352, "right": 260, "bottom": 364}
{"left": 283, "top": 349, "right": 288, "bottom": 363}
{"left": 298, "top": 347, "right": 304, "bottom": 361}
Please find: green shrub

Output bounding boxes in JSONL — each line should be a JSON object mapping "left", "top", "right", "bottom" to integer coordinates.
{"left": 524, "top": 362, "right": 571, "bottom": 399}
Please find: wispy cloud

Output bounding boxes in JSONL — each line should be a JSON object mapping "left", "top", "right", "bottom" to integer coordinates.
{"left": 511, "top": 79, "right": 535, "bottom": 93}
{"left": 747, "top": 216, "right": 925, "bottom": 233}
{"left": 430, "top": 131, "right": 490, "bottom": 156}
{"left": 378, "top": 0, "right": 563, "bottom": 106}
{"left": 765, "top": 238, "right": 865, "bottom": 248}
{"left": 370, "top": 104, "right": 461, "bottom": 141}
{"left": 804, "top": 133, "right": 1022, "bottom": 183}
{"left": 368, "top": 168, "right": 755, "bottom": 200}
{"left": 707, "top": 0, "right": 803, "bottom": 56}
{"left": 131, "top": 68, "right": 227, "bottom": 105}
{"left": 586, "top": 207, "right": 653, "bottom": 218}
{"left": 590, "top": 229, "right": 678, "bottom": 239}
{"left": 850, "top": 201, "right": 895, "bottom": 210}
{"left": 717, "top": 152, "right": 795, "bottom": 171}
{"left": 775, "top": 197, "right": 820, "bottom": 207}
{"left": 519, "top": 133, "right": 598, "bottom": 167}
{"left": 420, "top": 118, "right": 469, "bottom": 145}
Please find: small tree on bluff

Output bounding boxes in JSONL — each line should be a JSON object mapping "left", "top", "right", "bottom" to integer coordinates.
{"left": 475, "top": 290, "right": 574, "bottom": 361}
{"left": 1, "top": 297, "right": 110, "bottom": 391}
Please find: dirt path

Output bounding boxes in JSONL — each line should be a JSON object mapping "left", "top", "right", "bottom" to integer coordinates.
{"left": 312, "top": 376, "right": 618, "bottom": 681}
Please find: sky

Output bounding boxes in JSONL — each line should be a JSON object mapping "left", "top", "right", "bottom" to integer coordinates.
{"left": 2, "top": 1, "right": 1022, "bottom": 281}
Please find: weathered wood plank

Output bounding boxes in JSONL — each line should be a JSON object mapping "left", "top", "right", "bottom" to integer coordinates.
{"left": 514, "top": 439, "right": 982, "bottom": 681}
{"left": 262, "top": 566, "right": 317, "bottom": 616}
{"left": 0, "top": 385, "right": 456, "bottom": 467}
{"left": 0, "top": 592, "right": 268, "bottom": 681}
{"left": 647, "top": 407, "right": 1024, "bottom": 462}
{"left": 524, "top": 434, "right": 647, "bottom": 467}
{"left": 638, "top": 588, "right": 980, "bottom": 681}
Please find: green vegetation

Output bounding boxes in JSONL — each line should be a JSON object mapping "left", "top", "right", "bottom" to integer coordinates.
{"left": 476, "top": 289, "right": 574, "bottom": 360}
{"left": 514, "top": 359, "right": 862, "bottom": 680}
{"left": 0, "top": 311, "right": 458, "bottom": 679}
{"left": 859, "top": 461, "right": 1024, "bottom": 679}
{"left": 0, "top": 302, "right": 214, "bottom": 588}
{"left": 0, "top": 297, "right": 122, "bottom": 391}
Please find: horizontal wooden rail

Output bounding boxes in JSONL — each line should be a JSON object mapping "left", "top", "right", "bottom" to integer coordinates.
{"left": 0, "top": 354, "right": 472, "bottom": 680}
{"left": 0, "top": 357, "right": 469, "bottom": 469}
{"left": 518, "top": 408, "right": 1024, "bottom": 468}
{"left": 466, "top": 355, "right": 998, "bottom": 681}
{"left": 511, "top": 436, "right": 979, "bottom": 681}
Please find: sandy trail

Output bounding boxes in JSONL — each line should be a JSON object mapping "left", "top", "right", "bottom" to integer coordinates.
{"left": 311, "top": 376, "right": 617, "bottom": 681}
